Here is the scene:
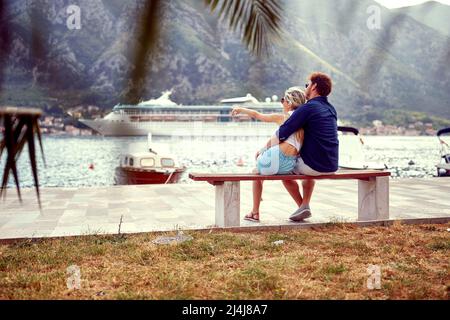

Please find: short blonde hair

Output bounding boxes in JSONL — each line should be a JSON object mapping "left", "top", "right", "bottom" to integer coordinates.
{"left": 283, "top": 87, "right": 306, "bottom": 143}
{"left": 284, "top": 87, "right": 306, "bottom": 108}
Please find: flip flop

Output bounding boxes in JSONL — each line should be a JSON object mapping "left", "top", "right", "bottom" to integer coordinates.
{"left": 244, "top": 213, "right": 260, "bottom": 222}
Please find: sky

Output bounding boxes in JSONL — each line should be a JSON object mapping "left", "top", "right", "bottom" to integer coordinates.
{"left": 374, "top": 0, "right": 450, "bottom": 8}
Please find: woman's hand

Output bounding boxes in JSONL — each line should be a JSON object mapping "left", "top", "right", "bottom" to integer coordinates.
{"left": 231, "top": 107, "right": 244, "bottom": 117}
{"left": 255, "top": 147, "right": 266, "bottom": 160}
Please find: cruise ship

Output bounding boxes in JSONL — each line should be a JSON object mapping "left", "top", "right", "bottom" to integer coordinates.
{"left": 79, "top": 91, "right": 282, "bottom": 137}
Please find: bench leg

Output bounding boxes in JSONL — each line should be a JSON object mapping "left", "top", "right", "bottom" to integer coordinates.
{"left": 215, "top": 181, "right": 240, "bottom": 227}
{"left": 358, "top": 176, "right": 389, "bottom": 221}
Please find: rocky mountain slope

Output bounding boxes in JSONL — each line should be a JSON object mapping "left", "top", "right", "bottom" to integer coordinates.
{"left": 1, "top": 0, "right": 449, "bottom": 120}
{"left": 393, "top": 1, "right": 450, "bottom": 37}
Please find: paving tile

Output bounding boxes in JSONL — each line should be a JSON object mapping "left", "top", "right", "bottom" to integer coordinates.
{"left": 86, "top": 208, "right": 108, "bottom": 216}
{"left": 0, "top": 178, "right": 449, "bottom": 239}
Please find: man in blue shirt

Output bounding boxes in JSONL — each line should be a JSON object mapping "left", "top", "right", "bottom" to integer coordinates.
{"left": 276, "top": 72, "right": 339, "bottom": 221}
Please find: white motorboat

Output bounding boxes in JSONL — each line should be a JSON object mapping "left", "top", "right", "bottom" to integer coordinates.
{"left": 114, "top": 142, "right": 186, "bottom": 185}
{"left": 338, "top": 126, "right": 387, "bottom": 170}
{"left": 436, "top": 127, "right": 450, "bottom": 177}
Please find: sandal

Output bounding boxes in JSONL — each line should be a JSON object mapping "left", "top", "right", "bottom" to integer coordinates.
{"left": 244, "top": 212, "right": 260, "bottom": 222}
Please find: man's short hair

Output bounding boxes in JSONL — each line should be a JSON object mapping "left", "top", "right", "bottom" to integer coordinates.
{"left": 309, "top": 72, "right": 332, "bottom": 97}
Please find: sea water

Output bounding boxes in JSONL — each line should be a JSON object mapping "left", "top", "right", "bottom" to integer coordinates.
{"left": 0, "top": 135, "right": 444, "bottom": 188}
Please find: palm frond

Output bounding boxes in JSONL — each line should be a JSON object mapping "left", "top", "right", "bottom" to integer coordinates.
{"left": 124, "top": 0, "right": 163, "bottom": 104}
{"left": 1, "top": 115, "right": 21, "bottom": 201}
{"left": 204, "top": 0, "right": 284, "bottom": 56}
{"left": 25, "top": 115, "right": 41, "bottom": 207}
{"left": 0, "top": 107, "right": 44, "bottom": 207}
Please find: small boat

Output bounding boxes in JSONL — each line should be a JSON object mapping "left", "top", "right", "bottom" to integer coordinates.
{"left": 114, "top": 147, "right": 186, "bottom": 185}
{"left": 436, "top": 127, "right": 450, "bottom": 177}
{"left": 338, "top": 126, "right": 387, "bottom": 170}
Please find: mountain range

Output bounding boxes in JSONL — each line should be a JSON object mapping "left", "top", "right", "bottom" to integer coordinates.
{"left": 393, "top": 1, "right": 450, "bottom": 37}
{"left": 0, "top": 0, "right": 449, "bottom": 122}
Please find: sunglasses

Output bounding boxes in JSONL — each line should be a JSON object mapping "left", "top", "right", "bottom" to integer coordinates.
{"left": 281, "top": 97, "right": 285, "bottom": 103}
{"left": 305, "top": 83, "right": 309, "bottom": 88}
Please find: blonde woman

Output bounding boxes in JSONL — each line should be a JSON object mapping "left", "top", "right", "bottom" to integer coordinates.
{"left": 231, "top": 87, "right": 306, "bottom": 222}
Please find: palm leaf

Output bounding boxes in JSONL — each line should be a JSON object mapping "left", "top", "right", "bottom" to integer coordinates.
{"left": 0, "top": 115, "right": 21, "bottom": 201}
{"left": 204, "top": 0, "right": 284, "bottom": 56}
{"left": 35, "top": 121, "right": 46, "bottom": 166}
{"left": 0, "top": 107, "right": 43, "bottom": 207}
{"left": 124, "top": 0, "right": 163, "bottom": 104}
{"left": 25, "top": 115, "right": 41, "bottom": 208}
{"left": 124, "top": 0, "right": 283, "bottom": 102}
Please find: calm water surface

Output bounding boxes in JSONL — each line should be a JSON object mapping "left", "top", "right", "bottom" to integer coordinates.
{"left": 1, "top": 135, "right": 445, "bottom": 188}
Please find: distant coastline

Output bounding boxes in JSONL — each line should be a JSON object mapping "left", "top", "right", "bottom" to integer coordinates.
{"left": 35, "top": 105, "right": 446, "bottom": 137}
{"left": 4, "top": 103, "right": 446, "bottom": 137}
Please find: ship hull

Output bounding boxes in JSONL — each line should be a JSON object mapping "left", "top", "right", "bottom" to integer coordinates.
{"left": 114, "top": 167, "right": 185, "bottom": 185}
{"left": 80, "top": 119, "right": 277, "bottom": 137}
{"left": 79, "top": 119, "right": 148, "bottom": 136}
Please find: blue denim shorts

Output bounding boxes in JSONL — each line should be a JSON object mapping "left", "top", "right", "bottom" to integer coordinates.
{"left": 257, "top": 145, "right": 297, "bottom": 175}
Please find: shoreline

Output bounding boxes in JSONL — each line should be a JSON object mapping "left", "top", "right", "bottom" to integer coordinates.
{"left": 1, "top": 177, "right": 449, "bottom": 240}
{"left": 39, "top": 133, "right": 444, "bottom": 138}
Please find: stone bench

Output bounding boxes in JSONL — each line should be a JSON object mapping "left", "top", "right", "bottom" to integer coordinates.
{"left": 189, "top": 170, "right": 391, "bottom": 227}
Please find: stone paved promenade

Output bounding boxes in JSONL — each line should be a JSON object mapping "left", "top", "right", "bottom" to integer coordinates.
{"left": 0, "top": 178, "right": 449, "bottom": 240}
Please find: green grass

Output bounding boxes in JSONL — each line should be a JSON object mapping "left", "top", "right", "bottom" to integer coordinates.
{"left": 0, "top": 223, "right": 448, "bottom": 300}
{"left": 428, "top": 239, "right": 450, "bottom": 251}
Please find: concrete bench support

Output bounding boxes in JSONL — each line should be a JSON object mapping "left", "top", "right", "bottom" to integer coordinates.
{"left": 191, "top": 170, "right": 391, "bottom": 228}
{"left": 358, "top": 176, "right": 389, "bottom": 221}
{"left": 215, "top": 181, "right": 240, "bottom": 227}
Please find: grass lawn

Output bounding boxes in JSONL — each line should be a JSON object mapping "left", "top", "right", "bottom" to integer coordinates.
{"left": 0, "top": 222, "right": 448, "bottom": 300}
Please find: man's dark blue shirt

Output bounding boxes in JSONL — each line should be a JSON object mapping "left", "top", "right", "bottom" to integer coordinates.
{"left": 276, "top": 96, "right": 339, "bottom": 173}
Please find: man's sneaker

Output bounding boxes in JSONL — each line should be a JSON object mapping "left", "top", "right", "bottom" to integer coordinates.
{"left": 289, "top": 205, "right": 312, "bottom": 222}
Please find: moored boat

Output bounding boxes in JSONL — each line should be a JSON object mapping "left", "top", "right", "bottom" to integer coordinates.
{"left": 114, "top": 147, "right": 186, "bottom": 185}
{"left": 338, "top": 126, "right": 387, "bottom": 170}
{"left": 436, "top": 127, "right": 450, "bottom": 177}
